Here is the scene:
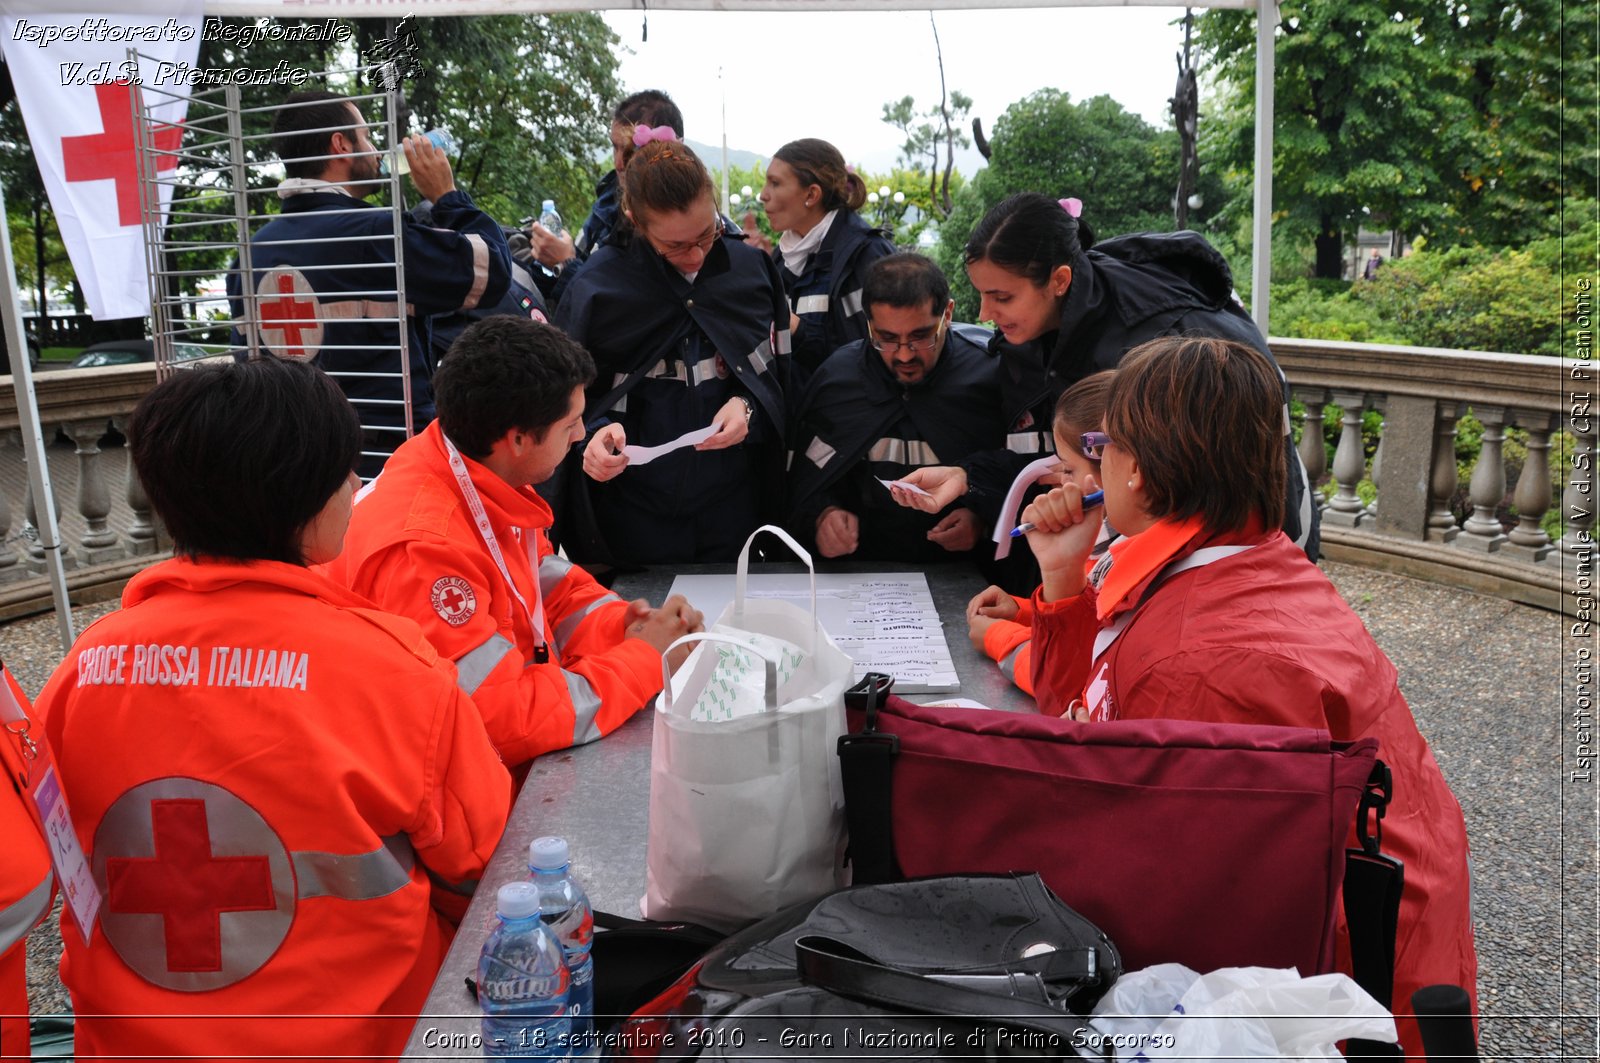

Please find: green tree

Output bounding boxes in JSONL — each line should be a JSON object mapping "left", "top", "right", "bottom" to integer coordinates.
{"left": 1198, "top": 2, "right": 1457, "bottom": 279}
{"left": 881, "top": 91, "right": 973, "bottom": 220}
{"left": 1431, "top": 0, "right": 1596, "bottom": 247}
{"left": 934, "top": 90, "right": 1177, "bottom": 321}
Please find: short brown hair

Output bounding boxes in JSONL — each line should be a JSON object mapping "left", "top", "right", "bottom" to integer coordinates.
{"left": 1104, "top": 336, "right": 1285, "bottom": 533}
{"left": 1052, "top": 369, "right": 1115, "bottom": 442}
{"left": 620, "top": 140, "right": 715, "bottom": 227}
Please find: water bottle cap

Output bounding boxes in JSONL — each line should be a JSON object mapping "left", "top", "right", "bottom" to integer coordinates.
{"left": 541, "top": 199, "right": 557, "bottom": 213}
{"left": 496, "top": 881, "right": 541, "bottom": 919}
{"left": 529, "top": 835, "right": 570, "bottom": 870}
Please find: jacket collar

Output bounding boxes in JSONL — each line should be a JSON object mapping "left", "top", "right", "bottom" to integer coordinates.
{"left": 124, "top": 555, "right": 381, "bottom": 611}
{"left": 425, "top": 421, "right": 554, "bottom": 534}
{"left": 1093, "top": 513, "right": 1266, "bottom": 621}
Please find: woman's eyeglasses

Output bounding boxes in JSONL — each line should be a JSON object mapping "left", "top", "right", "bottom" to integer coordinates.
{"left": 643, "top": 216, "right": 722, "bottom": 259}
{"left": 1080, "top": 431, "right": 1111, "bottom": 460}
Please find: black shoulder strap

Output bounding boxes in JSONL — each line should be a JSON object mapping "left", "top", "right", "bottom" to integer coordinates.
{"left": 794, "top": 935, "right": 1104, "bottom": 1060}
{"left": 838, "top": 673, "right": 901, "bottom": 885}
{"left": 1344, "top": 759, "right": 1405, "bottom": 1059}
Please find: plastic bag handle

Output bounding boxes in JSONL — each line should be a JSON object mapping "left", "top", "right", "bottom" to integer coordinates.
{"left": 734, "top": 525, "right": 816, "bottom": 646}
{"left": 658, "top": 631, "right": 778, "bottom": 718}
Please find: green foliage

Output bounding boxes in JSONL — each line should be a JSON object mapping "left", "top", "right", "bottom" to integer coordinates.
{"left": 1270, "top": 278, "right": 1408, "bottom": 343}
{"left": 1352, "top": 244, "right": 1559, "bottom": 355}
{"left": 933, "top": 90, "right": 1179, "bottom": 321}
{"left": 882, "top": 90, "right": 973, "bottom": 218}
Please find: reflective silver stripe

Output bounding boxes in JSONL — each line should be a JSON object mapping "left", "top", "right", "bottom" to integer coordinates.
{"left": 318, "top": 298, "right": 415, "bottom": 320}
{"left": 795, "top": 294, "right": 829, "bottom": 315}
{"left": 615, "top": 360, "right": 721, "bottom": 387}
{"left": 460, "top": 233, "right": 490, "bottom": 310}
{"left": 566, "top": 670, "right": 606, "bottom": 745}
{"left": 539, "top": 554, "right": 574, "bottom": 599}
{"left": 997, "top": 644, "right": 1026, "bottom": 686}
{"left": 839, "top": 288, "right": 864, "bottom": 318}
{"left": 806, "top": 437, "right": 837, "bottom": 469}
{"left": 1006, "top": 431, "right": 1048, "bottom": 455}
{"left": 292, "top": 833, "right": 415, "bottom": 901}
{"left": 455, "top": 632, "right": 515, "bottom": 695}
{"left": 0, "top": 870, "right": 52, "bottom": 954}
{"left": 775, "top": 325, "right": 792, "bottom": 356}
{"left": 553, "top": 593, "right": 623, "bottom": 650}
{"left": 867, "top": 438, "right": 941, "bottom": 466}
{"left": 748, "top": 338, "right": 773, "bottom": 375}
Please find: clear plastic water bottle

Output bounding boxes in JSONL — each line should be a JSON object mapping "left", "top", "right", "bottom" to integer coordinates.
{"left": 538, "top": 199, "right": 566, "bottom": 237}
{"left": 382, "top": 128, "right": 459, "bottom": 177}
{"left": 479, "top": 881, "right": 571, "bottom": 1059}
{"left": 528, "top": 836, "right": 595, "bottom": 1056}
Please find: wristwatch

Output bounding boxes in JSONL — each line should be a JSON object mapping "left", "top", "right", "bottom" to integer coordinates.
{"left": 736, "top": 395, "right": 754, "bottom": 424}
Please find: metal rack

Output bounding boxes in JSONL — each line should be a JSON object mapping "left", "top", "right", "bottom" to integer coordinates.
{"left": 132, "top": 55, "right": 415, "bottom": 472}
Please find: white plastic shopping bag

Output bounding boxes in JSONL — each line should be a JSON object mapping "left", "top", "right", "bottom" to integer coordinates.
{"left": 641, "top": 526, "right": 853, "bottom": 930}
{"left": 1088, "top": 963, "right": 1398, "bottom": 1060}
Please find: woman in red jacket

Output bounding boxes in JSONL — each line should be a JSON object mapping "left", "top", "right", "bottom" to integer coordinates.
{"left": 1021, "top": 335, "right": 1477, "bottom": 1058}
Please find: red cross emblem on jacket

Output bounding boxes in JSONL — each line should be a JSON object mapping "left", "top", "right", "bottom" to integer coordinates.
{"left": 254, "top": 268, "right": 324, "bottom": 360}
{"left": 94, "top": 778, "right": 294, "bottom": 992}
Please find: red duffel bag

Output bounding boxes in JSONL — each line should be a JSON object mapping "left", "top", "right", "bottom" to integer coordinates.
{"left": 839, "top": 674, "right": 1380, "bottom": 977}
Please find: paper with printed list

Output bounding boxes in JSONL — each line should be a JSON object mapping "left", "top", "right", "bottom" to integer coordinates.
{"left": 666, "top": 571, "right": 960, "bottom": 692}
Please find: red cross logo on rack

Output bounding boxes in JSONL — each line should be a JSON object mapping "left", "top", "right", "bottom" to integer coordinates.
{"left": 105, "top": 798, "right": 276, "bottom": 973}
{"left": 60, "top": 80, "right": 182, "bottom": 228}
{"left": 256, "top": 269, "right": 323, "bottom": 360}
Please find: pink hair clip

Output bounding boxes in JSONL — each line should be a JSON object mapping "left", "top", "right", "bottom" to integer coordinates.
{"left": 846, "top": 163, "right": 857, "bottom": 175}
{"left": 632, "top": 125, "right": 678, "bottom": 148}
{"left": 1059, "top": 197, "right": 1083, "bottom": 218}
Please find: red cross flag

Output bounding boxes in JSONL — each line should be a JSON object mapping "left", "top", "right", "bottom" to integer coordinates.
{"left": 0, "top": 2, "right": 203, "bottom": 320}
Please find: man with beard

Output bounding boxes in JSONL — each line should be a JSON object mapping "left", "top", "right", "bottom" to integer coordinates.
{"left": 786, "top": 253, "right": 1003, "bottom": 562}
{"left": 229, "top": 90, "right": 511, "bottom": 477}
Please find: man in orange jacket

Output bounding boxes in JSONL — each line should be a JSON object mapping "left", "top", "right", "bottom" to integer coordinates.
{"left": 1, "top": 669, "right": 53, "bottom": 1062}
{"left": 326, "top": 316, "right": 703, "bottom": 771}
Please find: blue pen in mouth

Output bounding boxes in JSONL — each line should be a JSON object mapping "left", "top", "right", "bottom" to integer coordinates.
{"left": 1010, "top": 490, "right": 1104, "bottom": 538}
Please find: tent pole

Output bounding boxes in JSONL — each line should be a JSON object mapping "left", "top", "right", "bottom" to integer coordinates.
{"left": 0, "top": 178, "right": 77, "bottom": 653}
{"left": 1250, "top": 0, "right": 1276, "bottom": 337}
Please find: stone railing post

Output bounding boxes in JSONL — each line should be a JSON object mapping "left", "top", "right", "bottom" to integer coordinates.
{"left": 1458, "top": 406, "right": 1509, "bottom": 552}
{"left": 0, "top": 431, "right": 17, "bottom": 572}
{"left": 1555, "top": 416, "right": 1596, "bottom": 564}
{"left": 1371, "top": 395, "right": 1437, "bottom": 540}
{"left": 112, "top": 415, "right": 158, "bottom": 555}
{"left": 1505, "top": 411, "right": 1557, "bottom": 563}
{"left": 63, "top": 418, "right": 121, "bottom": 565}
{"left": 1324, "top": 391, "right": 1370, "bottom": 527}
{"left": 1294, "top": 388, "right": 1329, "bottom": 505}
{"left": 1365, "top": 402, "right": 1386, "bottom": 522}
{"left": 1427, "top": 402, "right": 1464, "bottom": 543}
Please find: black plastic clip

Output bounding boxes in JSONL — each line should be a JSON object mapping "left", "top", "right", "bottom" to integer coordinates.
{"left": 1356, "top": 760, "right": 1392, "bottom": 856}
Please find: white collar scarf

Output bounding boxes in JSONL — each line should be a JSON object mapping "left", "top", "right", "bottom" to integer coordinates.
{"left": 777, "top": 208, "right": 839, "bottom": 277}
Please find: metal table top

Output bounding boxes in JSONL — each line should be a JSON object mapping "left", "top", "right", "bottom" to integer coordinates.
{"left": 402, "top": 560, "right": 1034, "bottom": 1059}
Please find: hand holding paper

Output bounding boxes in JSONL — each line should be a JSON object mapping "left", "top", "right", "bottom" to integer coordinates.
{"left": 888, "top": 465, "right": 966, "bottom": 513}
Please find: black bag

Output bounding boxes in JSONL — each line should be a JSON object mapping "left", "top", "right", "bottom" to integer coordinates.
{"left": 609, "top": 873, "right": 1121, "bottom": 1061}
{"left": 591, "top": 911, "right": 728, "bottom": 1025}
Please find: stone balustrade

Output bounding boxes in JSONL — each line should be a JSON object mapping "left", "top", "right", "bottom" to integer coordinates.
{"left": 0, "top": 363, "right": 166, "bottom": 619}
{"left": 1273, "top": 338, "right": 1583, "bottom": 613}
{"left": 0, "top": 341, "right": 1590, "bottom": 617}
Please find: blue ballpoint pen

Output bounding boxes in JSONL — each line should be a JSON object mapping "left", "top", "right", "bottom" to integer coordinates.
{"left": 1010, "top": 490, "right": 1105, "bottom": 537}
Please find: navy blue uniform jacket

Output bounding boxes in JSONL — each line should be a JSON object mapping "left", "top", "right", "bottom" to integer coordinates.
{"left": 777, "top": 209, "right": 896, "bottom": 379}
{"left": 787, "top": 324, "right": 1004, "bottom": 562}
{"left": 553, "top": 228, "right": 791, "bottom": 565}
{"left": 963, "top": 231, "right": 1319, "bottom": 561}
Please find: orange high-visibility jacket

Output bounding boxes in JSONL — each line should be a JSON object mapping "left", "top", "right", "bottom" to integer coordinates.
{"left": 326, "top": 422, "right": 665, "bottom": 769}
{"left": 35, "top": 558, "right": 511, "bottom": 1063}
{"left": 1, "top": 672, "right": 53, "bottom": 1060}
